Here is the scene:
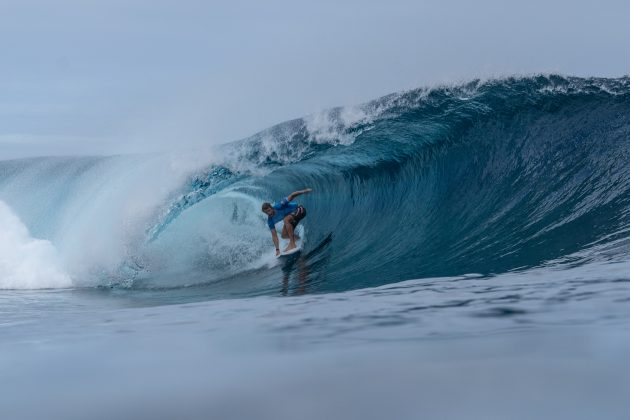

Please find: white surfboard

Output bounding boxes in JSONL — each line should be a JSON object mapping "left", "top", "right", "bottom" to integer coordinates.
{"left": 277, "top": 242, "right": 302, "bottom": 257}
{"left": 277, "top": 226, "right": 304, "bottom": 257}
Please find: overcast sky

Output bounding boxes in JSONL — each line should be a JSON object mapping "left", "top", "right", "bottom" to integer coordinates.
{"left": 1, "top": 0, "right": 629, "bottom": 158}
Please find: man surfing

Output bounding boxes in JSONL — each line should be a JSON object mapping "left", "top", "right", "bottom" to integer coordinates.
{"left": 262, "top": 188, "right": 312, "bottom": 256}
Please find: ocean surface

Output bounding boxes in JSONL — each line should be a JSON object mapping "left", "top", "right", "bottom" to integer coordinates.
{"left": 1, "top": 75, "right": 630, "bottom": 419}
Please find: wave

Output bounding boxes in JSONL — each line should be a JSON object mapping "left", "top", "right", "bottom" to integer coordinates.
{"left": 1, "top": 74, "right": 629, "bottom": 295}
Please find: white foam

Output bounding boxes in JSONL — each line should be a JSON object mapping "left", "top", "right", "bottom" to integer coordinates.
{"left": 0, "top": 200, "right": 72, "bottom": 289}
{"left": 304, "top": 106, "right": 369, "bottom": 146}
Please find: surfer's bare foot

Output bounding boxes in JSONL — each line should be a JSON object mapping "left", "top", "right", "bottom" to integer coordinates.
{"left": 284, "top": 243, "right": 297, "bottom": 252}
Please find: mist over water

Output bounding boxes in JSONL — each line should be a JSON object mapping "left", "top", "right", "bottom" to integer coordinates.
{"left": 0, "top": 200, "right": 70, "bottom": 289}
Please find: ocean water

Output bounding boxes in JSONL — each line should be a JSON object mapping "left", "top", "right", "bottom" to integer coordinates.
{"left": 1, "top": 75, "right": 630, "bottom": 419}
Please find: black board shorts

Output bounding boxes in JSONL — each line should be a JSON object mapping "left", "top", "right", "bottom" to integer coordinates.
{"left": 289, "top": 205, "right": 307, "bottom": 227}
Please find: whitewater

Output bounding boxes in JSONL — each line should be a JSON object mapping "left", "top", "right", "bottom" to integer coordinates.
{"left": 2, "top": 75, "right": 630, "bottom": 420}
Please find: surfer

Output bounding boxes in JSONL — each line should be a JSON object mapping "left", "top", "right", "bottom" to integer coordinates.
{"left": 262, "top": 189, "right": 312, "bottom": 255}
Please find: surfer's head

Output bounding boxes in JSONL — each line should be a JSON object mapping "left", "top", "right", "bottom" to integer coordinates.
{"left": 262, "top": 202, "right": 275, "bottom": 216}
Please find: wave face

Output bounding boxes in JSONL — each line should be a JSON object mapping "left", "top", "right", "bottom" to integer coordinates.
{"left": 1, "top": 75, "right": 630, "bottom": 297}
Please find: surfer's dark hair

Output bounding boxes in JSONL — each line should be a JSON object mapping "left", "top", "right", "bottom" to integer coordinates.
{"left": 262, "top": 202, "right": 272, "bottom": 211}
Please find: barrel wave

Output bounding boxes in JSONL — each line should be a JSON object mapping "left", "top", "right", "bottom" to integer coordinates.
{"left": 1, "top": 75, "right": 629, "bottom": 298}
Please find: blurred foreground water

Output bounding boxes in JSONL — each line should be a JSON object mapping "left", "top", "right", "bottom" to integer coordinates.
{"left": 2, "top": 263, "right": 630, "bottom": 420}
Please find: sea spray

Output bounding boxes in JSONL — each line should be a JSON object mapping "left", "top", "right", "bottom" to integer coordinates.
{"left": 0, "top": 200, "right": 71, "bottom": 289}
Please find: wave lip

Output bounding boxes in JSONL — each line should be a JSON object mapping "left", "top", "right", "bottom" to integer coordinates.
{"left": 0, "top": 200, "right": 72, "bottom": 289}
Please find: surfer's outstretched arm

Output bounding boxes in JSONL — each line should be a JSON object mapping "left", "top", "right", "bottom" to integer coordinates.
{"left": 271, "top": 229, "right": 280, "bottom": 255}
{"left": 287, "top": 188, "right": 312, "bottom": 201}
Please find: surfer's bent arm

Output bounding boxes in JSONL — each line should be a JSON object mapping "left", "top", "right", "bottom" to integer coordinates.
{"left": 270, "top": 229, "right": 280, "bottom": 254}
{"left": 287, "top": 188, "right": 312, "bottom": 201}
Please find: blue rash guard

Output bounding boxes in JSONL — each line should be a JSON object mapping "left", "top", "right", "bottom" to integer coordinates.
{"left": 267, "top": 197, "right": 298, "bottom": 230}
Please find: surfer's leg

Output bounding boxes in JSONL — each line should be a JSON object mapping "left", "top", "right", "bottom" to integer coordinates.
{"left": 285, "top": 206, "right": 304, "bottom": 242}
{"left": 280, "top": 223, "right": 299, "bottom": 240}
{"left": 283, "top": 215, "right": 297, "bottom": 251}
